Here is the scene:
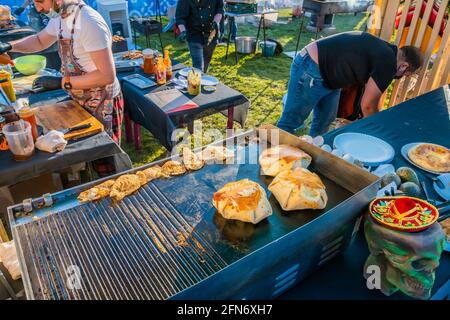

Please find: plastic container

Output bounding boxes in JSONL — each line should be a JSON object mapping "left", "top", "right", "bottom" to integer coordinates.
{"left": 164, "top": 49, "right": 172, "bottom": 80}
{"left": 13, "top": 55, "right": 47, "bottom": 76}
{"left": 2, "top": 120, "right": 35, "bottom": 161}
{"left": 259, "top": 41, "right": 277, "bottom": 57}
{"left": 187, "top": 69, "right": 201, "bottom": 96}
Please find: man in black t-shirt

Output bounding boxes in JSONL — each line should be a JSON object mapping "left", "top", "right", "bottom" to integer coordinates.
{"left": 277, "top": 31, "right": 423, "bottom": 136}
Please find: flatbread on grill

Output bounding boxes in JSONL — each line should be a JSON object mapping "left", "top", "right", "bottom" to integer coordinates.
{"left": 408, "top": 143, "right": 450, "bottom": 173}
{"left": 269, "top": 167, "right": 328, "bottom": 211}
{"left": 136, "top": 165, "right": 167, "bottom": 185}
{"left": 212, "top": 179, "right": 272, "bottom": 224}
{"left": 78, "top": 179, "right": 115, "bottom": 203}
{"left": 183, "top": 148, "right": 205, "bottom": 171}
{"left": 161, "top": 160, "right": 187, "bottom": 176}
{"left": 110, "top": 174, "right": 142, "bottom": 202}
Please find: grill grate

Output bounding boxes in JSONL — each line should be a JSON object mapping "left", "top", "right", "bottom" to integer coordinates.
{"left": 14, "top": 183, "right": 228, "bottom": 300}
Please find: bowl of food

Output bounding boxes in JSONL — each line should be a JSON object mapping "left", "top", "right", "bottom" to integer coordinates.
{"left": 13, "top": 55, "right": 47, "bottom": 76}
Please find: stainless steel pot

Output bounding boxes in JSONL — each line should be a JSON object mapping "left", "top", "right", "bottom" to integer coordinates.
{"left": 235, "top": 36, "right": 256, "bottom": 54}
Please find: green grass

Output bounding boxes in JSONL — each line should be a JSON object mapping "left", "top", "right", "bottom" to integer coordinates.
{"left": 123, "top": 9, "right": 369, "bottom": 167}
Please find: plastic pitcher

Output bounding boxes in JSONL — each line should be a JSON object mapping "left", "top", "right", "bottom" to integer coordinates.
{"left": 2, "top": 120, "right": 35, "bottom": 161}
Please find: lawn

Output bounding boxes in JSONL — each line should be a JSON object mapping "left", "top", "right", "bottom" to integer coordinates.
{"left": 123, "top": 9, "right": 370, "bottom": 167}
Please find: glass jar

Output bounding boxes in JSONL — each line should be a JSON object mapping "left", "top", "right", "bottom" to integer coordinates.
{"left": 142, "top": 48, "right": 155, "bottom": 75}
{"left": 187, "top": 69, "right": 201, "bottom": 96}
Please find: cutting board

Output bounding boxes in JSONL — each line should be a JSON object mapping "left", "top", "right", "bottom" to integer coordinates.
{"left": 35, "top": 100, "right": 104, "bottom": 140}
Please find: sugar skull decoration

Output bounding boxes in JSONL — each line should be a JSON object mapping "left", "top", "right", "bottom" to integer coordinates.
{"left": 364, "top": 196, "right": 445, "bottom": 300}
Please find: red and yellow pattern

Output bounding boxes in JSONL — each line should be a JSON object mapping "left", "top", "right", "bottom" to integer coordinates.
{"left": 369, "top": 196, "right": 439, "bottom": 232}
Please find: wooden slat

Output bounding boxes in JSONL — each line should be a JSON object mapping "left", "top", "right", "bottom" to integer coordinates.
{"left": 440, "top": 56, "right": 450, "bottom": 87}
{"left": 396, "top": 0, "right": 413, "bottom": 45}
{"left": 379, "top": 0, "right": 401, "bottom": 41}
{"left": 425, "top": 19, "right": 450, "bottom": 92}
{"left": 413, "top": 0, "right": 449, "bottom": 96}
{"left": 406, "top": 0, "right": 425, "bottom": 44}
{"left": 0, "top": 220, "right": 9, "bottom": 243}
{"left": 369, "top": 0, "right": 389, "bottom": 36}
{"left": 414, "top": 0, "right": 436, "bottom": 47}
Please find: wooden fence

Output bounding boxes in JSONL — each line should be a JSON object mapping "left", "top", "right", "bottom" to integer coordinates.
{"left": 368, "top": 0, "right": 449, "bottom": 107}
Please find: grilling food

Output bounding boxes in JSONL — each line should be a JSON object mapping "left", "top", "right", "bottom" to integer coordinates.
{"left": 269, "top": 167, "right": 328, "bottom": 211}
{"left": 112, "top": 35, "right": 125, "bottom": 42}
{"left": 212, "top": 179, "right": 272, "bottom": 224}
{"left": 201, "top": 145, "right": 235, "bottom": 163}
{"left": 121, "top": 50, "right": 143, "bottom": 60}
{"left": 78, "top": 179, "right": 116, "bottom": 203}
{"left": 136, "top": 165, "right": 167, "bottom": 185}
{"left": 183, "top": 148, "right": 205, "bottom": 171}
{"left": 259, "top": 144, "right": 312, "bottom": 177}
{"left": 408, "top": 143, "right": 450, "bottom": 173}
{"left": 162, "top": 160, "right": 187, "bottom": 176}
{"left": 110, "top": 174, "right": 143, "bottom": 202}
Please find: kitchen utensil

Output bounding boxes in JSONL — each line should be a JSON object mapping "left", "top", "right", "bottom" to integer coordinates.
{"left": 401, "top": 143, "right": 450, "bottom": 175}
{"left": 333, "top": 132, "right": 395, "bottom": 166}
{"left": 35, "top": 101, "right": 103, "bottom": 141}
{"left": 235, "top": 36, "right": 257, "bottom": 54}
{"left": 420, "top": 170, "right": 446, "bottom": 189}
{"left": 59, "top": 123, "right": 92, "bottom": 135}
{"left": 13, "top": 55, "right": 47, "bottom": 75}
{"left": 436, "top": 201, "right": 450, "bottom": 222}
{"left": 259, "top": 40, "right": 277, "bottom": 57}
{"left": 2, "top": 120, "right": 35, "bottom": 161}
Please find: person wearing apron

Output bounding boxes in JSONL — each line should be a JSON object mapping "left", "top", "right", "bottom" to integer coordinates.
{"left": 1, "top": 0, "right": 124, "bottom": 144}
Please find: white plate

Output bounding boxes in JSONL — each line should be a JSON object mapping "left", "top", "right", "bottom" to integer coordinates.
{"left": 401, "top": 143, "right": 450, "bottom": 175}
{"left": 178, "top": 67, "right": 203, "bottom": 78}
{"left": 201, "top": 75, "right": 219, "bottom": 86}
{"left": 434, "top": 173, "right": 450, "bottom": 201}
{"left": 333, "top": 132, "right": 395, "bottom": 166}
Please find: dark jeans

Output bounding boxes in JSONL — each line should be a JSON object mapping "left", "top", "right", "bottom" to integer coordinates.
{"left": 188, "top": 41, "right": 217, "bottom": 73}
{"left": 277, "top": 49, "right": 341, "bottom": 137}
{"left": 219, "top": 16, "right": 237, "bottom": 41}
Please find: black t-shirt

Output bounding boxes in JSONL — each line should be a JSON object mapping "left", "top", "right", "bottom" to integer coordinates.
{"left": 317, "top": 31, "right": 398, "bottom": 92}
{"left": 176, "top": 0, "right": 224, "bottom": 44}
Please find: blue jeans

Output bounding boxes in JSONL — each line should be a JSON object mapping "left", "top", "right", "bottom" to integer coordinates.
{"left": 277, "top": 51, "right": 341, "bottom": 137}
{"left": 188, "top": 41, "right": 217, "bottom": 73}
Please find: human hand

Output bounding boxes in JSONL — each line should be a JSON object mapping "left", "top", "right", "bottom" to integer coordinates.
{"left": 0, "top": 53, "right": 13, "bottom": 66}
{"left": 32, "top": 76, "right": 63, "bottom": 92}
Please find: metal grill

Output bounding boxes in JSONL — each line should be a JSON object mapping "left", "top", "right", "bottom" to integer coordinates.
{"left": 13, "top": 183, "right": 228, "bottom": 300}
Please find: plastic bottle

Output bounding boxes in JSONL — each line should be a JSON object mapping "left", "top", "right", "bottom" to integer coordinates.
{"left": 0, "top": 70, "right": 16, "bottom": 102}
{"left": 18, "top": 107, "right": 38, "bottom": 141}
{"left": 164, "top": 49, "right": 173, "bottom": 80}
{"left": 155, "top": 56, "right": 167, "bottom": 85}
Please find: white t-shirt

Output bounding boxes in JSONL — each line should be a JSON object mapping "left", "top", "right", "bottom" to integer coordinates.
{"left": 45, "top": 4, "right": 111, "bottom": 73}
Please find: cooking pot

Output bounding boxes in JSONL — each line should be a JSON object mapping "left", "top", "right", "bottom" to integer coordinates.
{"left": 235, "top": 36, "right": 256, "bottom": 54}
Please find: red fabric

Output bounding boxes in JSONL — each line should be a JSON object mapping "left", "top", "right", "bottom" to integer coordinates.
{"left": 111, "top": 92, "right": 124, "bottom": 145}
{"left": 337, "top": 86, "right": 359, "bottom": 119}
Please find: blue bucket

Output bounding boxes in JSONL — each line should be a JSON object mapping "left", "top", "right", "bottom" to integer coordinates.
{"left": 259, "top": 41, "right": 277, "bottom": 57}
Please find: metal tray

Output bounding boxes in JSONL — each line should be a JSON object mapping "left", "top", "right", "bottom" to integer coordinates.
{"left": 9, "top": 126, "right": 380, "bottom": 300}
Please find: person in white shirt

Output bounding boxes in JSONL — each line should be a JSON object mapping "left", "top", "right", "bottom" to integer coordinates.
{"left": 0, "top": 0, "right": 123, "bottom": 144}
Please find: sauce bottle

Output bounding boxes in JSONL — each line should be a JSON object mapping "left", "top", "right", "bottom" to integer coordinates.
{"left": 18, "top": 107, "right": 38, "bottom": 141}
{"left": 155, "top": 56, "right": 167, "bottom": 85}
{"left": 0, "top": 70, "right": 16, "bottom": 102}
{"left": 164, "top": 49, "right": 173, "bottom": 80}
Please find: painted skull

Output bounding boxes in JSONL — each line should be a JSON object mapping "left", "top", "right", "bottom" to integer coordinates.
{"left": 364, "top": 215, "right": 445, "bottom": 299}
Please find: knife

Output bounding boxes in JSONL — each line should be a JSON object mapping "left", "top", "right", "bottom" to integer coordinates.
{"left": 59, "top": 123, "right": 92, "bottom": 135}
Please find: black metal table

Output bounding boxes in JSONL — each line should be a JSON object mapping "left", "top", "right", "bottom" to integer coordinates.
{"left": 120, "top": 65, "right": 250, "bottom": 151}
{"left": 279, "top": 85, "right": 450, "bottom": 300}
{"left": 0, "top": 89, "right": 132, "bottom": 188}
